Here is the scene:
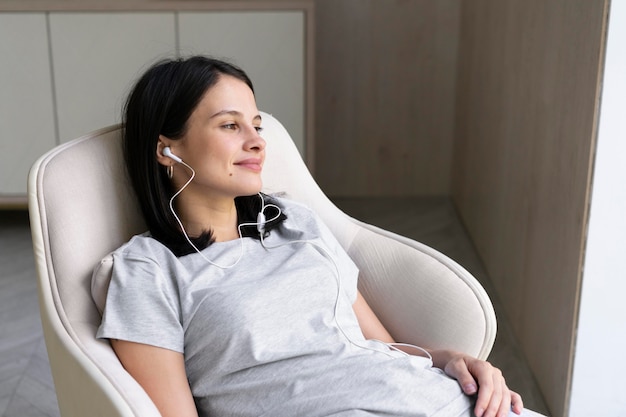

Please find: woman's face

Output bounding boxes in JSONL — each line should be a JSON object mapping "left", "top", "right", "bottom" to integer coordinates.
{"left": 161, "top": 74, "right": 265, "bottom": 202}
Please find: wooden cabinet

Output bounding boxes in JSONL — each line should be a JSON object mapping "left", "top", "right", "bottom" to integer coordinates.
{"left": 0, "top": 2, "right": 313, "bottom": 206}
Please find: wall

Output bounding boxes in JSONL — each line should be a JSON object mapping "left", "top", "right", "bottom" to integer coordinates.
{"left": 451, "top": 1, "right": 608, "bottom": 416}
{"left": 570, "top": 1, "right": 626, "bottom": 415}
{"left": 314, "top": 0, "right": 460, "bottom": 196}
{"left": 2, "top": 0, "right": 461, "bottom": 199}
{"left": 0, "top": 1, "right": 313, "bottom": 206}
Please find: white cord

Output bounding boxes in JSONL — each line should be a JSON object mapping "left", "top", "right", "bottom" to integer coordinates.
{"left": 260, "top": 222, "right": 431, "bottom": 360}
{"left": 255, "top": 192, "right": 282, "bottom": 234}
{"left": 168, "top": 161, "right": 247, "bottom": 269}
{"left": 386, "top": 342, "right": 433, "bottom": 362}
{"left": 170, "top": 170, "right": 431, "bottom": 361}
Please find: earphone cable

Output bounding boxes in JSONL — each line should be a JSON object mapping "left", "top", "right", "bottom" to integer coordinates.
{"left": 169, "top": 166, "right": 431, "bottom": 361}
{"left": 168, "top": 161, "right": 245, "bottom": 269}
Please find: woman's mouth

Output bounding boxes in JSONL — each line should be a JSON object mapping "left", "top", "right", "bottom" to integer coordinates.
{"left": 234, "top": 158, "right": 263, "bottom": 172}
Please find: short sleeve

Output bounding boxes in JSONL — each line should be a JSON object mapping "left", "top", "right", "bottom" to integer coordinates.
{"left": 96, "top": 250, "right": 184, "bottom": 353}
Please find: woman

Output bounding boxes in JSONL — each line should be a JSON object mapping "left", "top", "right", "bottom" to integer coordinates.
{"left": 96, "top": 56, "right": 534, "bottom": 417}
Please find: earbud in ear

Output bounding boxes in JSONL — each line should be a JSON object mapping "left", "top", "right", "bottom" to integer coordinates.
{"left": 163, "top": 146, "right": 182, "bottom": 163}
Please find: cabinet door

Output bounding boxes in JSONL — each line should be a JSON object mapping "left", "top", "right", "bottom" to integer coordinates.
{"left": 49, "top": 13, "right": 176, "bottom": 142}
{"left": 178, "top": 11, "right": 305, "bottom": 155}
{"left": 0, "top": 13, "right": 56, "bottom": 196}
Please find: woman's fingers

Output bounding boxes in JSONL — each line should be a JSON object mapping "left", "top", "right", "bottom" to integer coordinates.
{"left": 494, "top": 380, "right": 510, "bottom": 417}
{"left": 473, "top": 365, "right": 499, "bottom": 416}
{"left": 510, "top": 390, "right": 524, "bottom": 415}
{"left": 441, "top": 353, "right": 524, "bottom": 417}
{"left": 467, "top": 360, "right": 513, "bottom": 417}
{"left": 444, "top": 357, "right": 479, "bottom": 395}
{"left": 476, "top": 371, "right": 523, "bottom": 417}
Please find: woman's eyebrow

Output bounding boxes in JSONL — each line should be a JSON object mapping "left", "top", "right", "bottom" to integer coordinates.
{"left": 209, "top": 110, "right": 262, "bottom": 123}
{"left": 209, "top": 109, "right": 241, "bottom": 119}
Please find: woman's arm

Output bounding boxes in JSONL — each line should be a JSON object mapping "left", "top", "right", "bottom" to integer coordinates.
{"left": 111, "top": 339, "right": 199, "bottom": 417}
{"left": 352, "top": 290, "right": 395, "bottom": 343}
{"left": 352, "top": 290, "right": 523, "bottom": 417}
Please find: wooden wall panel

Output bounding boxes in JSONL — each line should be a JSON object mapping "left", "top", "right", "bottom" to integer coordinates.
{"left": 452, "top": 1, "right": 608, "bottom": 415}
{"left": 314, "top": 0, "right": 460, "bottom": 196}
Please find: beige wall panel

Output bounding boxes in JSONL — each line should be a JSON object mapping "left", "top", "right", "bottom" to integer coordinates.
{"left": 0, "top": 13, "right": 55, "bottom": 197}
{"left": 314, "top": 0, "right": 460, "bottom": 197}
{"left": 178, "top": 11, "right": 306, "bottom": 156}
{"left": 49, "top": 13, "right": 176, "bottom": 142}
{"left": 452, "top": 1, "right": 607, "bottom": 415}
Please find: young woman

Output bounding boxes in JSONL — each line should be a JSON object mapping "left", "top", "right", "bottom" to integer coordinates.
{"left": 96, "top": 56, "right": 538, "bottom": 417}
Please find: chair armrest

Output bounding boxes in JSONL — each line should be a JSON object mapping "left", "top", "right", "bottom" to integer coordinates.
{"left": 345, "top": 220, "right": 496, "bottom": 360}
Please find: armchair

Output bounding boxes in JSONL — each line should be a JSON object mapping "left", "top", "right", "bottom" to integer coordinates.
{"left": 28, "top": 113, "right": 496, "bottom": 416}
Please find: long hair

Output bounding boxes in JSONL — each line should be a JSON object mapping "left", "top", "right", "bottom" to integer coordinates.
{"left": 123, "top": 56, "right": 285, "bottom": 256}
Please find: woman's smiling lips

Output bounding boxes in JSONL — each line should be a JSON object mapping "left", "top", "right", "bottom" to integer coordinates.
{"left": 234, "top": 158, "right": 263, "bottom": 172}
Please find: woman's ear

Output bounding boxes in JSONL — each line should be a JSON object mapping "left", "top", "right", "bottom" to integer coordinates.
{"left": 156, "top": 136, "right": 175, "bottom": 167}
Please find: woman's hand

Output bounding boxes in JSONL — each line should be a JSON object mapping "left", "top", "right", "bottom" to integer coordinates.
{"left": 352, "top": 292, "right": 523, "bottom": 416}
{"left": 431, "top": 350, "right": 523, "bottom": 417}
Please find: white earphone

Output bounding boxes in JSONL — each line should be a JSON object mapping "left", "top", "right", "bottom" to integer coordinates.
{"left": 160, "top": 148, "right": 431, "bottom": 361}
{"left": 162, "top": 146, "right": 183, "bottom": 163}
{"left": 161, "top": 146, "right": 275, "bottom": 268}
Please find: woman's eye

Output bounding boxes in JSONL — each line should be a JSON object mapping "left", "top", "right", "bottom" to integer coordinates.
{"left": 255, "top": 126, "right": 264, "bottom": 133}
{"left": 223, "top": 123, "right": 237, "bottom": 130}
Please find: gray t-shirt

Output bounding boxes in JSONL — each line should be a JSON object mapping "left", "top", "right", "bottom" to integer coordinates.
{"left": 96, "top": 197, "right": 472, "bottom": 417}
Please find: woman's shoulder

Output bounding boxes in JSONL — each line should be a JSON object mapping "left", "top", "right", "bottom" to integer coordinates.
{"left": 268, "top": 194, "right": 331, "bottom": 239}
{"left": 270, "top": 194, "right": 316, "bottom": 218}
{"left": 111, "top": 232, "right": 175, "bottom": 263}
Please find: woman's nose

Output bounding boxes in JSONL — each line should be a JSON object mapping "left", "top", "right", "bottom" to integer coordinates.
{"left": 245, "top": 127, "right": 266, "bottom": 151}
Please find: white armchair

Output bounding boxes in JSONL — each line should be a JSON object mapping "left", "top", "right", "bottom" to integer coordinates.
{"left": 28, "top": 113, "right": 496, "bottom": 416}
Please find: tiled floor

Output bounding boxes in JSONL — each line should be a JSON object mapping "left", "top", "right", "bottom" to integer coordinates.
{"left": 0, "top": 197, "right": 550, "bottom": 416}
{"left": 0, "top": 211, "right": 59, "bottom": 417}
